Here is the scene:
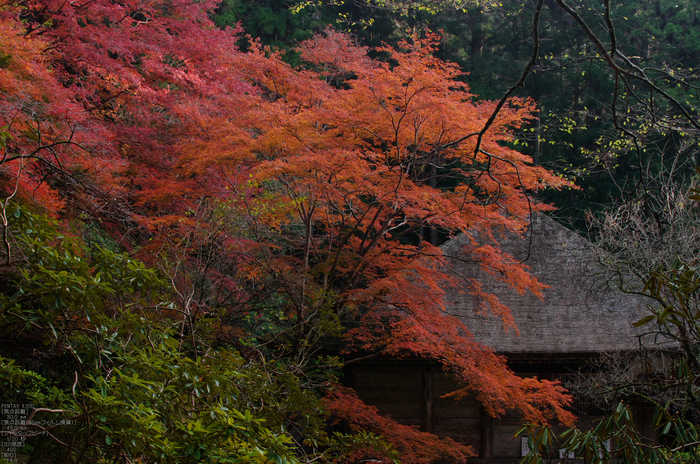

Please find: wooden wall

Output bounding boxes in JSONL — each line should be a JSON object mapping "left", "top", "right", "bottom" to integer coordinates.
{"left": 346, "top": 360, "right": 605, "bottom": 463}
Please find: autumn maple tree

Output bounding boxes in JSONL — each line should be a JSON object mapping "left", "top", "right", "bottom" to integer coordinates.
{"left": 1, "top": 2, "right": 573, "bottom": 462}
{"left": 187, "top": 28, "right": 574, "bottom": 422}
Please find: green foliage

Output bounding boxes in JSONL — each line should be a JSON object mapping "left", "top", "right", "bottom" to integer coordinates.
{"left": 213, "top": 0, "right": 328, "bottom": 55}
{"left": 304, "top": 0, "right": 700, "bottom": 231}
{"left": 0, "top": 51, "right": 11, "bottom": 69}
{"left": 74, "top": 331, "right": 308, "bottom": 463}
{"left": 521, "top": 398, "right": 700, "bottom": 463}
{"left": 0, "top": 204, "right": 389, "bottom": 463}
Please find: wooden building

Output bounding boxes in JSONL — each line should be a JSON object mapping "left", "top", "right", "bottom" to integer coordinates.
{"left": 345, "top": 214, "right": 652, "bottom": 462}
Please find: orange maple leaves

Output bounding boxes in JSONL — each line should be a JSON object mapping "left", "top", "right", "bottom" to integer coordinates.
{"left": 1, "top": 4, "right": 574, "bottom": 456}
{"left": 323, "top": 386, "right": 475, "bottom": 463}
{"left": 202, "top": 30, "right": 574, "bottom": 426}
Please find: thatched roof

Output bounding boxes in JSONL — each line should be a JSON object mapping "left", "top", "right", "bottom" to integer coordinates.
{"left": 440, "top": 214, "right": 650, "bottom": 356}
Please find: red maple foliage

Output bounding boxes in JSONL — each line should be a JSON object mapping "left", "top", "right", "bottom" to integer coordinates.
{"left": 1, "top": 3, "right": 574, "bottom": 460}
{"left": 189, "top": 29, "right": 574, "bottom": 426}
{"left": 0, "top": 0, "right": 252, "bottom": 234}
{"left": 323, "top": 386, "right": 474, "bottom": 463}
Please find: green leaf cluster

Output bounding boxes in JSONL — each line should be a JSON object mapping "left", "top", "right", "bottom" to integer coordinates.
{"left": 0, "top": 205, "right": 387, "bottom": 463}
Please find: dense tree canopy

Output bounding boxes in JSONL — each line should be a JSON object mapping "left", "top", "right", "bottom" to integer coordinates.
{"left": 0, "top": 1, "right": 575, "bottom": 462}
{"left": 282, "top": 0, "right": 700, "bottom": 229}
